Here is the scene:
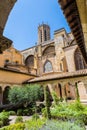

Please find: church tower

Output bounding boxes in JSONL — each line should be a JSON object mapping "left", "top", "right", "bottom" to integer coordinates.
{"left": 38, "top": 24, "right": 50, "bottom": 44}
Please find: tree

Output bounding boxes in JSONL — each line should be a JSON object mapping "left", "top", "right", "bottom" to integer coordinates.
{"left": 44, "top": 86, "right": 51, "bottom": 119}
{"left": 8, "top": 84, "right": 44, "bottom": 106}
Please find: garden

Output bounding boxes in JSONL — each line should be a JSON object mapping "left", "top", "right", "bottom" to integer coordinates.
{"left": 0, "top": 84, "right": 87, "bottom": 130}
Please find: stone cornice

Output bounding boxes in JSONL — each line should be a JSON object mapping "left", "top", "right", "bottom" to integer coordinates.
{"left": 0, "top": 35, "right": 12, "bottom": 53}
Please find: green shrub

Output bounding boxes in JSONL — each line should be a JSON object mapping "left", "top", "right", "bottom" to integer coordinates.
{"left": 52, "top": 91, "right": 60, "bottom": 105}
{"left": 0, "top": 121, "right": 3, "bottom": 128}
{"left": 42, "top": 108, "right": 47, "bottom": 118}
{"left": 0, "top": 123, "right": 25, "bottom": 130}
{"left": 9, "top": 111, "right": 16, "bottom": 115}
{"left": 17, "top": 109, "right": 23, "bottom": 116}
{"left": 15, "top": 116, "right": 23, "bottom": 123}
{"left": 40, "top": 120, "right": 85, "bottom": 130}
{"left": 23, "top": 109, "right": 29, "bottom": 116}
{"left": 32, "top": 113, "right": 40, "bottom": 120}
{"left": 25, "top": 118, "right": 46, "bottom": 130}
{"left": 51, "top": 101, "right": 87, "bottom": 126}
{"left": 0, "top": 111, "right": 9, "bottom": 127}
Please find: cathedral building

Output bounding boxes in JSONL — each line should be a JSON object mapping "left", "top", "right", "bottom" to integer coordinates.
{"left": 0, "top": 24, "right": 86, "bottom": 104}
{"left": 21, "top": 24, "right": 86, "bottom": 76}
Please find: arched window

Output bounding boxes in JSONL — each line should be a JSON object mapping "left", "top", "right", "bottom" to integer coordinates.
{"left": 15, "top": 61, "right": 19, "bottom": 64}
{"left": 60, "top": 63, "right": 63, "bottom": 71}
{"left": 43, "top": 46, "right": 55, "bottom": 56}
{"left": 44, "top": 60, "right": 53, "bottom": 73}
{"left": 25, "top": 55, "right": 34, "bottom": 68}
{"left": 5, "top": 59, "right": 9, "bottom": 64}
{"left": 44, "top": 30, "right": 47, "bottom": 41}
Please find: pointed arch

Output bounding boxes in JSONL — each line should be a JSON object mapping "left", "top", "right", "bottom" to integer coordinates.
{"left": 43, "top": 45, "right": 55, "bottom": 56}
{"left": 25, "top": 55, "right": 34, "bottom": 68}
{"left": 74, "top": 48, "right": 85, "bottom": 70}
{"left": 44, "top": 60, "right": 53, "bottom": 73}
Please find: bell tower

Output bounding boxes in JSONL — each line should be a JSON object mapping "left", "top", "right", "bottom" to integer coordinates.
{"left": 38, "top": 24, "right": 50, "bottom": 44}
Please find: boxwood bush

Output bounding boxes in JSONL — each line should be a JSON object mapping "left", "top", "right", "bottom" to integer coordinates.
{"left": 0, "top": 111, "right": 9, "bottom": 127}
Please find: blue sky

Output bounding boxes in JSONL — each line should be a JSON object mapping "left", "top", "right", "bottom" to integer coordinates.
{"left": 3, "top": 0, "right": 70, "bottom": 51}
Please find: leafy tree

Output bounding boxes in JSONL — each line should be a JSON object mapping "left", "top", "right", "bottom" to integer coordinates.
{"left": 8, "top": 84, "right": 44, "bottom": 105}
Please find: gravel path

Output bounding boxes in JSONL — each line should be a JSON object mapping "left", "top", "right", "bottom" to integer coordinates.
{"left": 9, "top": 116, "right": 32, "bottom": 124}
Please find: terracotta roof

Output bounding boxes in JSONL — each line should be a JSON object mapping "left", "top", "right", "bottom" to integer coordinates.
{"left": 27, "top": 69, "right": 87, "bottom": 83}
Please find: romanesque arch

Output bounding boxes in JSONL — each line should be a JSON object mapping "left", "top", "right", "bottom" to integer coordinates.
{"left": 25, "top": 55, "right": 34, "bottom": 68}
{"left": 74, "top": 48, "right": 85, "bottom": 70}
{"left": 3, "top": 86, "right": 10, "bottom": 104}
{"left": 64, "top": 83, "right": 76, "bottom": 100}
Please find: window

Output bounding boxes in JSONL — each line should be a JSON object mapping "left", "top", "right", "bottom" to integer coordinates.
{"left": 74, "top": 48, "right": 84, "bottom": 70}
{"left": 44, "top": 61, "right": 53, "bottom": 73}
{"left": 15, "top": 61, "right": 19, "bottom": 64}
{"left": 25, "top": 55, "right": 34, "bottom": 68}
{"left": 5, "top": 59, "right": 9, "bottom": 64}
{"left": 60, "top": 63, "right": 63, "bottom": 71}
{"left": 40, "top": 30, "right": 42, "bottom": 43}
{"left": 44, "top": 30, "right": 47, "bottom": 41}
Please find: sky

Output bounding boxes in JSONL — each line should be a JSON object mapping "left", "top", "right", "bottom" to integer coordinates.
{"left": 3, "top": 0, "right": 70, "bottom": 51}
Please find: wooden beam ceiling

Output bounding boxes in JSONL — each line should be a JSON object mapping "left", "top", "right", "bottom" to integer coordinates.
{"left": 58, "top": 0, "right": 87, "bottom": 61}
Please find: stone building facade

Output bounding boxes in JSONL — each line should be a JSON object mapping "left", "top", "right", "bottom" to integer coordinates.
{"left": 21, "top": 24, "right": 86, "bottom": 76}
{"left": 21, "top": 24, "right": 87, "bottom": 104}
{"left": 0, "top": 24, "right": 87, "bottom": 104}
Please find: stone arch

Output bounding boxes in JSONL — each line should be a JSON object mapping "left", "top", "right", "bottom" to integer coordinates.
{"left": 3, "top": 86, "right": 10, "bottom": 104}
{"left": 74, "top": 48, "right": 85, "bottom": 70}
{"left": 58, "top": 83, "right": 62, "bottom": 99}
{"left": 42, "top": 45, "right": 55, "bottom": 56}
{"left": 64, "top": 83, "right": 76, "bottom": 100}
{"left": 77, "top": 81, "right": 87, "bottom": 101}
{"left": 45, "top": 85, "right": 53, "bottom": 102}
{"left": 0, "top": 87, "right": 3, "bottom": 104}
{"left": 44, "top": 60, "right": 53, "bottom": 73}
{"left": 25, "top": 55, "right": 34, "bottom": 68}
{"left": 39, "top": 85, "right": 44, "bottom": 102}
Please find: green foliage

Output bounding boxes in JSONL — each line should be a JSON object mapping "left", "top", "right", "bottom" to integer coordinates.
{"left": 23, "top": 109, "right": 29, "bottom": 116}
{"left": 25, "top": 118, "right": 46, "bottom": 130}
{"left": 0, "top": 111, "right": 9, "bottom": 127}
{"left": 9, "top": 111, "right": 16, "bottom": 115}
{"left": 0, "top": 123, "right": 25, "bottom": 130}
{"left": 44, "top": 86, "right": 51, "bottom": 119}
{"left": 52, "top": 91, "right": 60, "bottom": 105}
{"left": 40, "top": 120, "right": 85, "bottom": 130}
{"left": 0, "top": 118, "right": 85, "bottom": 130}
{"left": 75, "top": 83, "right": 80, "bottom": 101}
{"left": 15, "top": 116, "right": 23, "bottom": 123}
{"left": 17, "top": 109, "right": 23, "bottom": 116}
{"left": 32, "top": 113, "right": 40, "bottom": 120}
{"left": 8, "top": 84, "right": 44, "bottom": 105}
{"left": 0, "top": 121, "right": 3, "bottom": 128}
{"left": 51, "top": 101, "right": 87, "bottom": 126}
